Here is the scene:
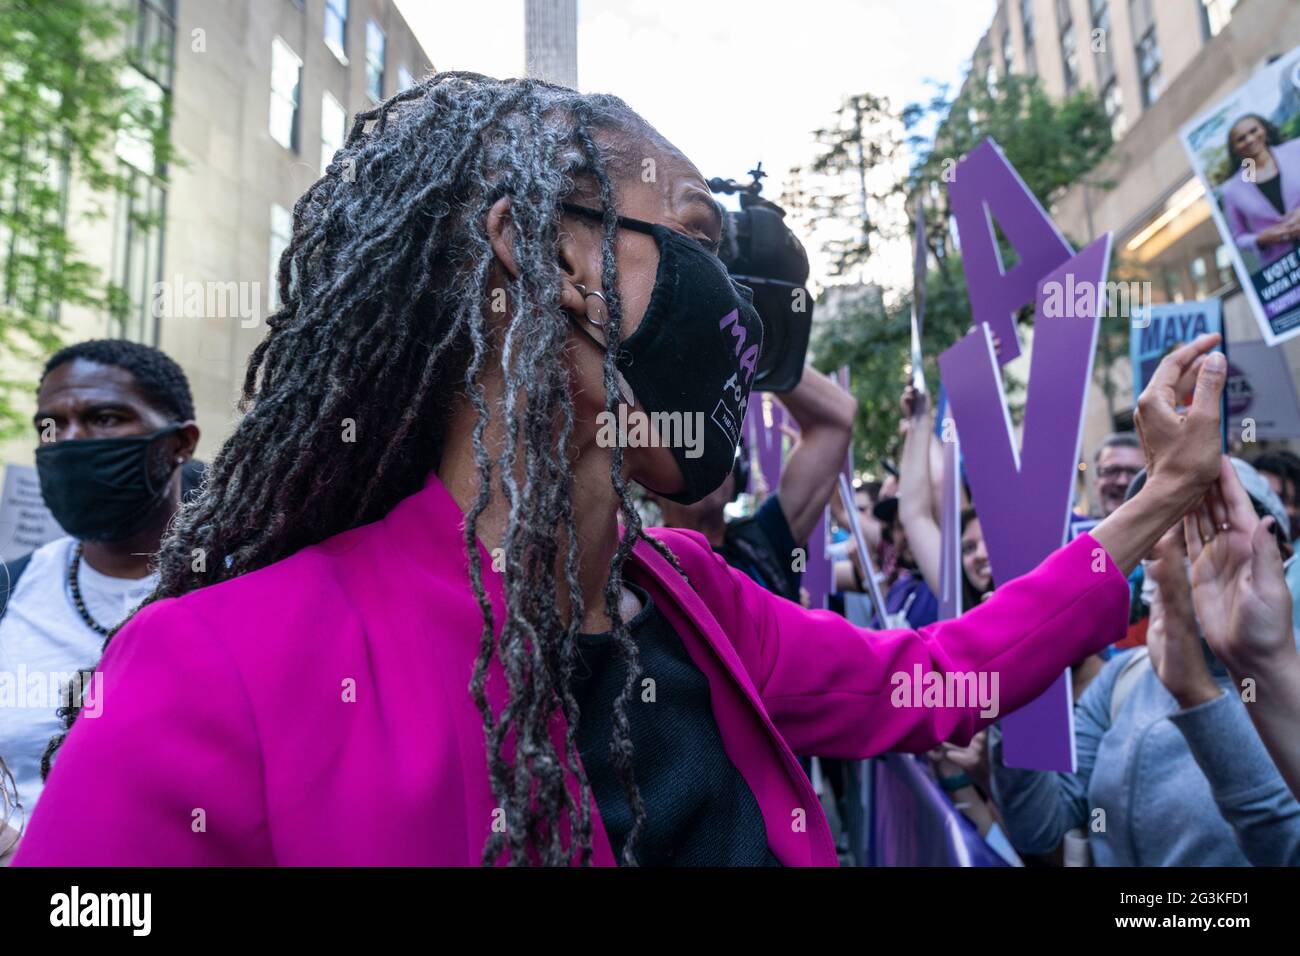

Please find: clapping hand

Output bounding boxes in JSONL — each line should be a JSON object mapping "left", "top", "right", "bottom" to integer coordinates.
{"left": 1185, "top": 456, "right": 1294, "bottom": 673}
{"left": 1146, "top": 523, "right": 1220, "bottom": 709}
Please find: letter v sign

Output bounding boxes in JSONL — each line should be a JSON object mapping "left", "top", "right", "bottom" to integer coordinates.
{"left": 938, "top": 234, "right": 1113, "bottom": 772}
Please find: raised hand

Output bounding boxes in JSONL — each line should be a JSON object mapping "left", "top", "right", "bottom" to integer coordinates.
{"left": 1146, "top": 523, "right": 1220, "bottom": 709}
{"left": 1185, "top": 457, "right": 1300, "bottom": 802}
{"left": 1185, "top": 456, "right": 1294, "bottom": 673}
{"left": 939, "top": 730, "right": 988, "bottom": 775}
{"left": 900, "top": 383, "right": 926, "bottom": 422}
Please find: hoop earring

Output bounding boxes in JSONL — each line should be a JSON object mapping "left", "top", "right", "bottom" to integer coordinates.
{"left": 574, "top": 283, "right": 609, "bottom": 330}
{"left": 573, "top": 283, "right": 635, "bottom": 406}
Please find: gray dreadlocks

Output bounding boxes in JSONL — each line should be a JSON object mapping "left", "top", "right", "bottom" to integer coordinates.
{"left": 46, "top": 71, "right": 690, "bottom": 866}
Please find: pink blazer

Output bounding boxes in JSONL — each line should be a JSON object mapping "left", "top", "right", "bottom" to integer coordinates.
{"left": 14, "top": 471, "right": 1128, "bottom": 866}
{"left": 1221, "top": 137, "right": 1300, "bottom": 267}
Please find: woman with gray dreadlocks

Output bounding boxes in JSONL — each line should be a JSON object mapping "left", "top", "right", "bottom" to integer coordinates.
{"left": 15, "top": 73, "right": 1228, "bottom": 866}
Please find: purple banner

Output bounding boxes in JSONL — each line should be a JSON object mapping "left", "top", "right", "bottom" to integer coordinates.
{"left": 744, "top": 397, "right": 782, "bottom": 495}
{"left": 802, "top": 509, "right": 833, "bottom": 610}
{"left": 869, "top": 754, "right": 1008, "bottom": 867}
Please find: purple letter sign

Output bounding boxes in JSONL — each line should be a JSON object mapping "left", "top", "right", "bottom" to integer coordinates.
{"left": 949, "top": 140, "right": 1073, "bottom": 363}
{"left": 940, "top": 235, "right": 1112, "bottom": 771}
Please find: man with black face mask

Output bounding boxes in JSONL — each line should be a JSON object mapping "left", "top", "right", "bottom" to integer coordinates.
{"left": 0, "top": 339, "right": 198, "bottom": 824}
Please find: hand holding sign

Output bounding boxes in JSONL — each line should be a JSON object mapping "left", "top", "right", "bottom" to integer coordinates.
{"left": 900, "top": 383, "right": 924, "bottom": 422}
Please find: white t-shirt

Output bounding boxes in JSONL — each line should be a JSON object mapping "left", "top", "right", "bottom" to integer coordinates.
{"left": 0, "top": 537, "right": 157, "bottom": 827}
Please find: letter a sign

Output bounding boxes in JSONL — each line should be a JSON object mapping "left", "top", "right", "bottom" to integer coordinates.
{"left": 939, "top": 139, "right": 1113, "bottom": 772}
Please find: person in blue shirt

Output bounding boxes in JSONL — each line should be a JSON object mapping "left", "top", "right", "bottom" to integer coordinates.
{"left": 990, "top": 458, "right": 1300, "bottom": 866}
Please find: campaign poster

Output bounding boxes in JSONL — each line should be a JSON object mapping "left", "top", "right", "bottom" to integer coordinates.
{"left": 1129, "top": 299, "right": 1224, "bottom": 395}
{"left": 1180, "top": 45, "right": 1300, "bottom": 345}
{"left": 1226, "top": 339, "right": 1300, "bottom": 440}
{"left": 1129, "top": 299, "right": 1227, "bottom": 449}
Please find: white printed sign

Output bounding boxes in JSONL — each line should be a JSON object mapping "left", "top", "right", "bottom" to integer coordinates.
{"left": 0, "top": 463, "right": 63, "bottom": 563}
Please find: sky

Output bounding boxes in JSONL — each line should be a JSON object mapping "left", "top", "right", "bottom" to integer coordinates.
{"left": 393, "top": 0, "right": 997, "bottom": 288}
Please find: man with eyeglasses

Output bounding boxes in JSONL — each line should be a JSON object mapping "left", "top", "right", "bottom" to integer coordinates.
{"left": 1092, "top": 433, "right": 1145, "bottom": 518}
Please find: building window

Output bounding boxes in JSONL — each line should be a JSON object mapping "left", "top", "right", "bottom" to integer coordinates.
{"left": 1090, "top": 0, "right": 1116, "bottom": 88}
{"left": 116, "top": 64, "right": 165, "bottom": 173}
{"left": 110, "top": 0, "right": 175, "bottom": 344}
{"left": 129, "top": 0, "right": 177, "bottom": 91}
{"left": 365, "top": 20, "right": 385, "bottom": 101}
{"left": 324, "top": 0, "right": 348, "bottom": 62}
{"left": 1189, "top": 256, "right": 1209, "bottom": 298}
{"left": 270, "top": 37, "right": 302, "bottom": 151}
{"left": 1134, "top": 30, "right": 1163, "bottom": 107}
{"left": 1200, "top": 0, "right": 1238, "bottom": 39}
{"left": 1019, "top": 0, "right": 1037, "bottom": 75}
{"left": 1059, "top": 0, "right": 1079, "bottom": 93}
{"left": 1161, "top": 268, "right": 1185, "bottom": 303}
{"left": 1130, "top": 0, "right": 1163, "bottom": 108}
{"left": 321, "top": 92, "right": 346, "bottom": 175}
{"left": 1215, "top": 244, "right": 1235, "bottom": 288}
{"left": 398, "top": 64, "right": 415, "bottom": 92}
{"left": 113, "top": 82, "right": 165, "bottom": 342}
{"left": 1102, "top": 77, "right": 1126, "bottom": 139}
{"left": 1001, "top": 23, "right": 1014, "bottom": 74}
{"left": 112, "top": 166, "right": 166, "bottom": 343}
{"left": 269, "top": 203, "right": 293, "bottom": 310}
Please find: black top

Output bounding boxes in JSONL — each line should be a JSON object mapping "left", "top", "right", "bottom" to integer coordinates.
{"left": 572, "top": 582, "right": 780, "bottom": 866}
{"left": 717, "top": 494, "right": 802, "bottom": 603}
{"left": 1258, "top": 174, "right": 1288, "bottom": 216}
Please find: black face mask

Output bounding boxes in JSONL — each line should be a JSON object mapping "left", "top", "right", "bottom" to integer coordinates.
{"left": 562, "top": 203, "right": 764, "bottom": 504}
{"left": 35, "top": 426, "right": 182, "bottom": 542}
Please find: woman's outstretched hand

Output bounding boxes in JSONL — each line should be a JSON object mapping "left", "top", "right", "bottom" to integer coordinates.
{"left": 1133, "top": 333, "right": 1226, "bottom": 516}
{"left": 1092, "top": 333, "right": 1226, "bottom": 575}
{"left": 1185, "top": 456, "right": 1294, "bottom": 673}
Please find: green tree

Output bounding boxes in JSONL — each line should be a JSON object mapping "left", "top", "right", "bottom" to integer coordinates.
{"left": 784, "top": 93, "right": 903, "bottom": 281}
{"left": 789, "top": 73, "right": 1116, "bottom": 471}
{"left": 0, "top": 0, "right": 175, "bottom": 438}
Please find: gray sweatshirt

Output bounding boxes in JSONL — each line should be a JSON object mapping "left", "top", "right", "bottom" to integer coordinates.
{"left": 991, "top": 643, "right": 1300, "bottom": 866}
